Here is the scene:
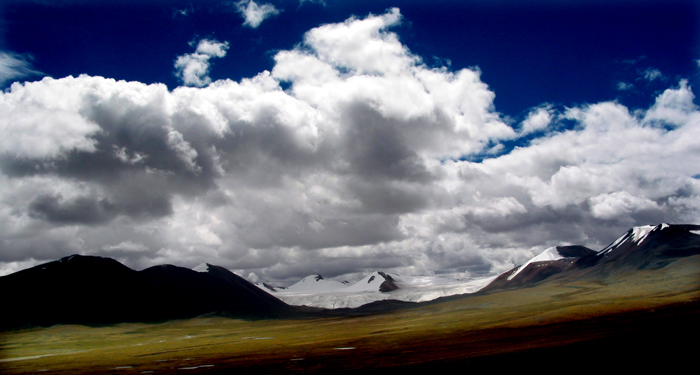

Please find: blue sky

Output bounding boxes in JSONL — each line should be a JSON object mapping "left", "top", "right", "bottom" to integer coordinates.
{"left": 4, "top": 1, "right": 698, "bottom": 115}
{"left": 0, "top": 0, "right": 699, "bottom": 283}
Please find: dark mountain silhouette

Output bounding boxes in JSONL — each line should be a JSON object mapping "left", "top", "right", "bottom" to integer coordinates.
{"left": 2, "top": 224, "right": 698, "bottom": 330}
{"left": 482, "top": 224, "right": 700, "bottom": 293}
{"left": 0, "top": 256, "right": 297, "bottom": 331}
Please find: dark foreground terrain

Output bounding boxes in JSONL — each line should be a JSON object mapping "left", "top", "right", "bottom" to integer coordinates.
{"left": 2, "top": 253, "right": 699, "bottom": 374}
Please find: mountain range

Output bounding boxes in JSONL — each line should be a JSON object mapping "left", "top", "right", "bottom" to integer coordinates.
{"left": 1, "top": 223, "right": 698, "bottom": 330}
{"left": 256, "top": 223, "right": 700, "bottom": 308}
{"left": 257, "top": 270, "right": 495, "bottom": 309}
{"left": 0, "top": 258, "right": 300, "bottom": 331}
{"left": 483, "top": 223, "right": 700, "bottom": 292}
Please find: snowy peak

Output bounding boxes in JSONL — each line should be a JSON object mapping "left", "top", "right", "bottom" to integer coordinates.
{"left": 507, "top": 247, "right": 563, "bottom": 280}
{"left": 506, "top": 245, "right": 596, "bottom": 281}
{"left": 285, "top": 274, "right": 349, "bottom": 293}
{"left": 264, "top": 271, "right": 496, "bottom": 309}
{"left": 484, "top": 223, "right": 700, "bottom": 294}
{"left": 632, "top": 225, "right": 657, "bottom": 242}
{"left": 584, "top": 223, "right": 700, "bottom": 271}
{"left": 599, "top": 223, "right": 671, "bottom": 256}
{"left": 276, "top": 271, "right": 399, "bottom": 294}
{"left": 344, "top": 271, "right": 399, "bottom": 293}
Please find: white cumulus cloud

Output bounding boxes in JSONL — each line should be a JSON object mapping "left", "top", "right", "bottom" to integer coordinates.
{"left": 520, "top": 106, "right": 552, "bottom": 135}
{"left": 1, "top": 10, "right": 699, "bottom": 283}
{"left": 644, "top": 79, "right": 697, "bottom": 126}
{"left": 174, "top": 39, "right": 230, "bottom": 87}
{"left": 235, "top": 0, "right": 280, "bottom": 28}
{"left": 589, "top": 191, "right": 660, "bottom": 220}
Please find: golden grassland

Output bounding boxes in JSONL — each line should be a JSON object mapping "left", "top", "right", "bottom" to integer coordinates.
{"left": 2, "top": 255, "right": 699, "bottom": 374}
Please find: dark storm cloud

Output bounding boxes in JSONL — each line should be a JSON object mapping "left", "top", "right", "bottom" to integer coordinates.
{"left": 0, "top": 84, "right": 217, "bottom": 225}
{"left": 344, "top": 179, "right": 430, "bottom": 215}
{"left": 464, "top": 203, "right": 586, "bottom": 236}
{"left": 341, "top": 102, "right": 433, "bottom": 184}
{"left": 27, "top": 188, "right": 173, "bottom": 226}
{"left": 28, "top": 194, "right": 117, "bottom": 225}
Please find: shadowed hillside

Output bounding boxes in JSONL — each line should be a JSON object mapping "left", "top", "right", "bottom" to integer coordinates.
{"left": 481, "top": 224, "right": 700, "bottom": 293}
{"left": 0, "top": 256, "right": 301, "bottom": 330}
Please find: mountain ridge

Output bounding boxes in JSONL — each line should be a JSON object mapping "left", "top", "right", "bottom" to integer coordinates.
{"left": 481, "top": 223, "right": 700, "bottom": 293}
{"left": 250, "top": 223, "right": 699, "bottom": 307}
{"left": 0, "top": 255, "right": 301, "bottom": 331}
{"left": 2, "top": 223, "right": 698, "bottom": 329}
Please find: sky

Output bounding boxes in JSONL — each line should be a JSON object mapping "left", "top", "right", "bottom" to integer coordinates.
{"left": 0, "top": 0, "right": 699, "bottom": 284}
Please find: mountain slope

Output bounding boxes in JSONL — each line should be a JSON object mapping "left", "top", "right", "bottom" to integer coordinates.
{"left": 482, "top": 224, "right": 700, "bottom": 293}
{"left": 285, "top": 274, "right": 350, "bottom": 293}
{"left": 574, "top": 224, "right": 700, "bottom": 272}
{"left": 481, "top": 245, "right": 597, "bottom": 292}
{"left": 0, "top": 256, "right": 295, "bottom": 330}
{"left": 344, "top": 271, "right": 399, "bottom": 293}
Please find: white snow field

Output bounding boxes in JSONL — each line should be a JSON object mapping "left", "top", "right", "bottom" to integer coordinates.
{"left": 256, "top": 272, "right": 497, "bottom": 309}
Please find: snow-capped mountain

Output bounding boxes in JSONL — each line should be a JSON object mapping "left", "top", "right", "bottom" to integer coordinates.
{"left": 507, "top": 247, "right": 566, "bottom": 281}
{"left": 598, "top": 224, "right": 666, "bottom": 256}
{"left": 4, "top": 223, "right": 693, "bottom": 331}
{"left": 483, "top": 223, "right": 700, "bottom": 293}
{"left": 576, "top": 223, "right": 700, "bottom": 272}
{"left": 254, "top": 274, "right": 349, "bottom": 293}
{"left": 482, "top": 245, "right": 596, "bottom": 292}
{"left": 506, "top": 245, "right": 597, "bottom": 281}
{"left": 286, "top": 274, "right": 350, "bottom": 293}
{"left": 256, "top": 270, "right": 496, "bottom": 309}
{"left": 270, "top": 223, "right": 700, "bottom": 306}
{"left": 343, "top": 271, "right": 399, "bottom": 293}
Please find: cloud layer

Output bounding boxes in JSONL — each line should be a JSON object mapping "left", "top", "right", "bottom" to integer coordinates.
{"left": 1, "top": 9, "right": 699, "bottom": 283}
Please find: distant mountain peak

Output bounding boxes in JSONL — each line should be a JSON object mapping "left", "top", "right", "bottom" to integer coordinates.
{"left": 344, "top": 271, "right": 399, "bottom": 293}
{"left": 1, "top": 256, "right": 295, "bottom": 330}
{"left": 580, "top": 223, "right": 700, "bottom": 271}
{"left": 299, "top": 274, "right": 323, "bottom": 282}
{"left": 506, "top": 246, "right": 595, "bottom": 281}
{"left": 483, "top": 223, "right": 700, "bottom": 294}
{"left": 285, "top": 274, "right": 348, "bottom": 293}
{"left": 599, "top": 223, "right": 672, "bottom": 256}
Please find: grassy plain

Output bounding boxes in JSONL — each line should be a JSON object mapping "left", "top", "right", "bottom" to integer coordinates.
{"left": 2, "top": 256, "right": 699, "bottom": 374}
